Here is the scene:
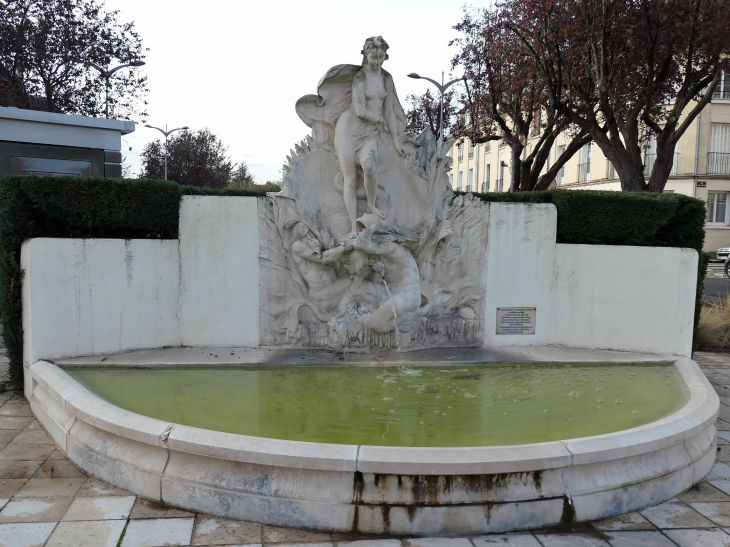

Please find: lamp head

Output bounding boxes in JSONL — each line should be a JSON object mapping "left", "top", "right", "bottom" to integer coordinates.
{"left": 144, "top": 124, "right": 153, "bottom": 128}
{"left": 407, "top": 73, "right": 421, "bottom": 79}
{"left": 181, "top": 126, "right": 189, "bottom": 130}
{"left": 129, "top": 61, "right": 146, "bottom": 67}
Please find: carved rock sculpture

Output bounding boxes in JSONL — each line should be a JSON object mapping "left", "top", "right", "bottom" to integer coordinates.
{"left": 259, "top": 37, "right": 487, "bottom": 351}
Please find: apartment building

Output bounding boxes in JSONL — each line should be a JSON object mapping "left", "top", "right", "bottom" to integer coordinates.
{"left": 447, "top": 80, "right": 730, "bottom": 253}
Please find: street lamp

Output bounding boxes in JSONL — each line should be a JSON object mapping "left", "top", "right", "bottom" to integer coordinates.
{"left": 407, "top": 71, "right": 462, "bottom": 151}
{"left": 144, "top": 124, "right": 189, "bottom": 181}
{"left": 88, "top": 61, "right": 146, "bottom": 118}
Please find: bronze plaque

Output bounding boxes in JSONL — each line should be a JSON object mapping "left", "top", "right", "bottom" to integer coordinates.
{"left": 496, "top": 307, "right": 536, "bottom": 335}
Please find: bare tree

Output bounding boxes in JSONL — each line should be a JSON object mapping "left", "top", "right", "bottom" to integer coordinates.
{"left": 0, "top": 0, "right": 148, "bottom": 120}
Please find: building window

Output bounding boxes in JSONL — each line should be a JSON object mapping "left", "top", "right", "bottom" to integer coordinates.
{"left": 458, "top": 145, "right": 463, "bottom": 162}
{"left": 556, "top": 145, "right": 566, "bottom": 185}
{"left": 485, "top": 164, "right": 491, "bottom": 192}
{"left": 533, "top": 116, "right": 542, "bottom": 136}
{"left": 457, "top": 171, "right": 463, "bottom": 191}
{"left": 709, "top": 123, "right": 730, "bottom": 175}
{"left": 713, "top": 71, "right": 730, "bottom": 101}
{"left": 707, "top": 192, "right": 728, "bottom": 224}
{"left": 644, "top": 131, "right": 679, "bottom": 176}
{"left": 467, "top": 169, "right": 473, "bottom": 192}
{"left": 498, "top": 162, "right": 506, "bottom": 192}
{"left": 607, "top": 161, "right": 616, "bottom": 179}
{"left": 485, "top": 141, "right": 491, "bottom": 152}
{"left": 468, "top": 142, "right": 474, "bottom": 159}
{"left": 578, "top": 143, "right": 591, "bottom": 182}
{"left": 449, "top": 173, "right": 453, "bottom": 188}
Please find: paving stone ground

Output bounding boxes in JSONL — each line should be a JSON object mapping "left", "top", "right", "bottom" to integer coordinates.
{"left": 1, "top": 350, "right": 729, "bottom": 546}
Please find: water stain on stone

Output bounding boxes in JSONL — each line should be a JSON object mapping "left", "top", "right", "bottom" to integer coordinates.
{"left": 411, "top": 476, "right": 441, "bottom": 504}
{"left": 380, "top": 505, "right": 391, "bottom": 533}
{"left": 561, "top": 495, "right": 576, "bottom": 526}
{"left": 352, "top": 471, "right": 364, "bottom": 504}
{"left": 532, "top": 471, "right": 543, "bottom": 493}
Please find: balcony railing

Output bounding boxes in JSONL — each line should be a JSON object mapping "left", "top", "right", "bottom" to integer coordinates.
{"left": 713, "top": 89, "right": 730, "bottom": 100}
{"left": 644, "top": 153, "right": 679, "bottom": 176}
{"left": 577, "top": 162, "right": 591, "bottom": 183}
{"left": 481, "top": 182, "right": 488, "bottom": 192}
{"left": 708, "top": 152, "right": 730, "bottom": 175}
{"left": 468, "top": 149, "right": 474, "bottom": 159}
{"left": 495, "top": 178, "right": 504, "bottom": 192}
{"left": 465, "top": 184, "right": 473, "bottom": 192}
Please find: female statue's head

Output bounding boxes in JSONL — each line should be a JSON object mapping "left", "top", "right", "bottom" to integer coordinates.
{"left": 361, "top": 36, "right": 389, "bottom": 69}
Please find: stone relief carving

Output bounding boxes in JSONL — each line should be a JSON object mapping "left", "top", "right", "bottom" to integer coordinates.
{"left": 259, "top": 37, "right": 487, "bottom": 351}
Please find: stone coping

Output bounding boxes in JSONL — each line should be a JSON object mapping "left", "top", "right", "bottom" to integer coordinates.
{"left": 53, "top": 344, "right": 681, "bottom": 367}
{"left": 30, "top": 355, "right": 718, "bottom": 476}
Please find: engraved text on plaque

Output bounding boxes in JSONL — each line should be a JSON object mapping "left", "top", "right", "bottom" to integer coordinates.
{"left": 496, "top": 307, "right": 536, "bottom": 335}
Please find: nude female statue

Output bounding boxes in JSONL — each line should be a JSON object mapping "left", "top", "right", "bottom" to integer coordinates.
{"left": 295, "top": 37, "right": 409, "bottom": 239}
{"left": 333, "top": 36, "right": 405, "bottom": 238}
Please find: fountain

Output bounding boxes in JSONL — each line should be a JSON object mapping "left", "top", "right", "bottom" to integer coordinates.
{"left": 21, "top": 36, "right": 717, "bottom": 535}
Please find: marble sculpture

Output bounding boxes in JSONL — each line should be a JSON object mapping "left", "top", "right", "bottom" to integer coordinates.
{"left": 259, "top": 36, "right": 486, "bottom": 350}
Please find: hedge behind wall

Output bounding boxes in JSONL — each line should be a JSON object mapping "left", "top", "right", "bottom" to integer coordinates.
{"left": 0, "top": 176, "right": 708, "bottom": 388}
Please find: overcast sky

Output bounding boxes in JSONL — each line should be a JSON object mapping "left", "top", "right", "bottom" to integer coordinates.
{"left": 102, "top": 0, "right": 484, "bottom": 183}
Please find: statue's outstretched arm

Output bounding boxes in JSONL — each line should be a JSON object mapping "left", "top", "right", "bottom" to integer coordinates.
{"left": 319, "top": 245, "right": 347, "bottom": 264}
{"left": 353, "top": 226, "right": 397, "bottom": 256}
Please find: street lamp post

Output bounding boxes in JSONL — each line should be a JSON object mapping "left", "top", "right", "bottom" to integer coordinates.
{"left": 144, "top": 124, "right": 189, "bottom": 180}
{"left": 407, "top": 71, "right": 462, "bottom": 152}
{"left": 88, "top": 61, "right": 146, "bottom": 118}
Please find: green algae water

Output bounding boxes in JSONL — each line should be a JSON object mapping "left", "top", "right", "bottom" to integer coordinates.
{"left": 66, "top": 363, "right": 689, "bottom": 447}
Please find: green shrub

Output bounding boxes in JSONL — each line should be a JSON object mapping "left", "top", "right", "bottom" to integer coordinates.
{"left": 465, "top": 189, "right": 706, "bottom": 250}
{"left": 0, "top": 177, "right": 706, "bottom": 387}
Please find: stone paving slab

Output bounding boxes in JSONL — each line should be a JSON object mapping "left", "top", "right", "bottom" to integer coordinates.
{"left": 46, "top": 520, "right": 126, "bottom": 547}
{"left": 6, "top": 352, "right": 730, "bottom": 545}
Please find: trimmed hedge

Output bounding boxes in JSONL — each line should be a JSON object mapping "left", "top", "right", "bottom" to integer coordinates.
{"left": 0, "top": 177, "right": 708, "bottom": 388}
{"left": 0, "top": 176, "right": 277, "bottom": 386}
{"left": 463, "top": 190, "right": 706, "bottom": 250}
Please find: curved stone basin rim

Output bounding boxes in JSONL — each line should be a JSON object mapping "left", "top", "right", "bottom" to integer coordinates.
{"left": 27, "top": 356, "right": 719, "bottom": 535}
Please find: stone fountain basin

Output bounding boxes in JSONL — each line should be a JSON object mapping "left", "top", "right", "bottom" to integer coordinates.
{"left": 27, "top": 348, "right": 718, "bottom": 536}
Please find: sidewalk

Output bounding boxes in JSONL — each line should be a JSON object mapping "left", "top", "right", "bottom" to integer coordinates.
{"left": 0, "top": 354, "right": 729, "bottom": 546}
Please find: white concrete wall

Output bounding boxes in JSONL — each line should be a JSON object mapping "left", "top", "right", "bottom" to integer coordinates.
{"left": 483, "top": 203, "right": 558, "bottom": 346}
{"left": 179, "top": 196, "right": 260, "bottom": 347}
{"left": 551, "top": 245, "right": 698, "bottom": 356}
{"left": 19, "top": 199, "right": 698, "bottom": 381}
{"left": 482, "top": 203, "right": 698, "bottom": 357}
{"left": 21, "top": 238, "right": 181, "bottom": 396}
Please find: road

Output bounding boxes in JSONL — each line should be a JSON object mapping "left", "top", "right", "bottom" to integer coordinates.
{"left": 704, "top": 262, "right": 730, "bottom": 299}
